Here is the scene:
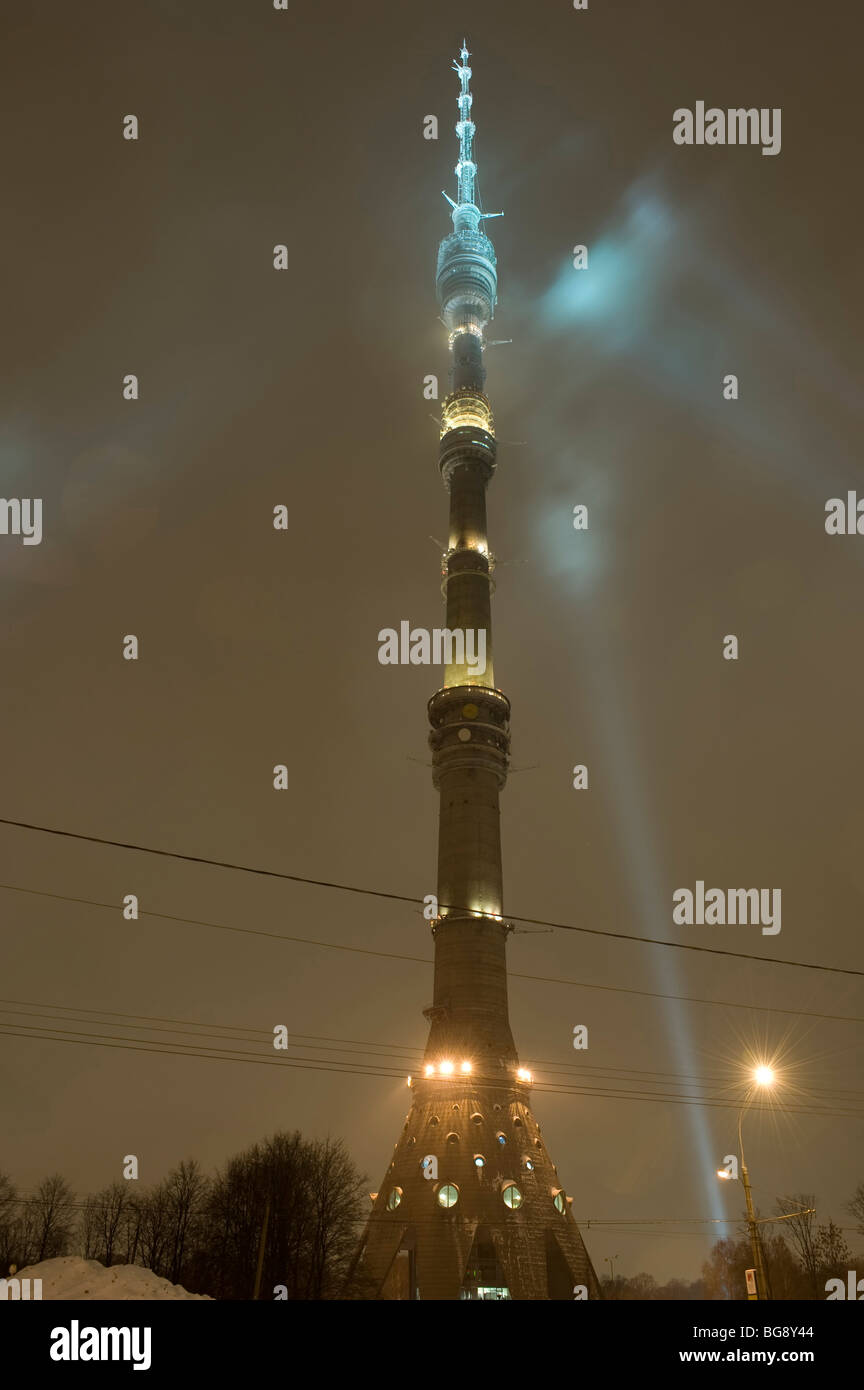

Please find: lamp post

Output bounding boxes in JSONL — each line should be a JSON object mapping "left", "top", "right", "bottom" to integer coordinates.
{"left": 719, "top": 1065, "right": 774, "bottom": 1301}
{"left": 738, "top": 1095, "right": 769, "bottom": 1300}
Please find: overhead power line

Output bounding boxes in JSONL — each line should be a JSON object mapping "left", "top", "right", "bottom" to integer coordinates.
{"left": 1, "top": 881, "right": 861, "bottom": 1029}
{"left": 2, "top": 1024, "right": 862, "bottom": 1121}
{"left": 1, "top": 998, "right": 863, "bottom": 1102}
{"left": 0, "top": 815, "right": 860, "bottom": 977}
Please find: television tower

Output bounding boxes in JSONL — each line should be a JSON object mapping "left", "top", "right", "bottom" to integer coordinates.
{"left": 354, "top": 43, "right": 599, "bottom": 1300}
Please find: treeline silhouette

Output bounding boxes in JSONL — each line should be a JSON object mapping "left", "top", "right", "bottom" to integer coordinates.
{"left": 0, "top": 1130, "right": 366, "bottom": 1299}
{"left": 3, "top": 1154, "right": 862, "bottom": 1300}
{"left": 599, "top": 1183, "right": 864, "bottom": 1301}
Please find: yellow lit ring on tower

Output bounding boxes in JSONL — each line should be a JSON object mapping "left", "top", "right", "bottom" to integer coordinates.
{"left": 448, "top": 322, "right": 484, "bottom": 347}
{"left": 440, "top": 389, "right": 495, "bottom": 438}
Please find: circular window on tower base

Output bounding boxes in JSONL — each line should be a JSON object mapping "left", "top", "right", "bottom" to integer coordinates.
{"left": 387, "top": 1187, "right": 403, "bottom": 1211}
{"left": 553, "top": 1189, "right": 566, "bottom": 1214}
{"left": 437, "top": 1183, "right": 459, "bottom": 1209}
{"left": 502, "top": 1183, "right": 523, "bottom": 1210}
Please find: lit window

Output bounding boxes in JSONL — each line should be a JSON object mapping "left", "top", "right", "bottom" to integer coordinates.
{"left": 387, "top": 1188, "right": 403, "bottom": 1211}
{"left": 474, "top": 1154, "right": 485, "bottom": 1168}
{"left": 496, "top": 1132, "right": 506, "bottom": 1146}
{"left": 523, "top": 1158, "right": 534, "bottom": 1172}
{"left": 553, "top": 1191, "right": 566, "bottom": 1214}
{"left": 437, "top": 1184, "right": 459, "bottom": 1209}
{"left": 502, "top": 1183, "right": 523, "bottom": 1210}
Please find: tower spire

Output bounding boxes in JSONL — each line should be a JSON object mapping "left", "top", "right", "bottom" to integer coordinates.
{"left": 453, "top": 39, "right": 477, "bottom": 214}
{"left": 442, "top": 39, "right": 503, "bottom": 230}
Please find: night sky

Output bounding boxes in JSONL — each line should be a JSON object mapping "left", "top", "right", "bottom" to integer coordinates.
{"left": 3, "top": 0, "right": 862, "bottom": 1285}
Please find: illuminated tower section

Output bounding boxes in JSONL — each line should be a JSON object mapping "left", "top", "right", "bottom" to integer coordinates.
{"left": 354, "top": 43, "right": 599, "bottom": 1302}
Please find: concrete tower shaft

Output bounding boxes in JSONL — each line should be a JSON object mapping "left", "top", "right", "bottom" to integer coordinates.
{"left": 439, "top": 449, "right": 496, "bottom": 689}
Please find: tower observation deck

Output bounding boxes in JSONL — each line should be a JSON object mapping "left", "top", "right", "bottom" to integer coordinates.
{"left": 352, "top": 43, "right": 599, "bottom": 1302}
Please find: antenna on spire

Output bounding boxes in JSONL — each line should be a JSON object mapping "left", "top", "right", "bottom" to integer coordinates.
{"left": 445, "top": 39, "right": 503, "bottom": 230}
{"left": 452, "top": 37, "right": 476, "bottom": 211}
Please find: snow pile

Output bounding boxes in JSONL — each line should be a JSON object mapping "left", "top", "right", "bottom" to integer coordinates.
{"left": 14, "top": 1256, "right": 211, "bottom": 1300}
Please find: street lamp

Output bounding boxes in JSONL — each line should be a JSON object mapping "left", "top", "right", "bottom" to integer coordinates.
{"left": 718, "top": 1065, "right": 775, "bottom": 1301}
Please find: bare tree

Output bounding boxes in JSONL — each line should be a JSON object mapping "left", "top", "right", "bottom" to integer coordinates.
{"left": 31, "top": 1174, "right": 75, "bottom": 1263}
{"left": 80, "top": 1182, "right": 128, "bottom": 1267}
{"left": 305, "top": 1137, "right": 367, "bottom": 1299}
{"left": 762, "top": 1230, "right": 807, "bottom": 1300}
{"left": 165, "top": 1160, "right": 208, "bottom": 1285}
{"left": 0, "top": 1172, "right": 18, "bottom": 1271}
{"left": 138, "top": 1182, "right": 171, "bottom": 1277}
{"left": 118, "top": 1191, "right": 143, "bottom": 1267}
{"left": 79, "top": 1194, "right": 101, "bottom": 1261}
{"left": 846, "top": 1181, "right": 864, "bottom": 1238}
{"left": 188, "top": 1130, "right": 366, "bottom": 1299}
{"left": 776, "top": 1194, "right": 819, "bottom": 1298}
{"left": 701, "top": 1235, "right": 751, "bottom": 1300}
{"left": 815, "top": 1221, "right": 851, "bottom": 1288}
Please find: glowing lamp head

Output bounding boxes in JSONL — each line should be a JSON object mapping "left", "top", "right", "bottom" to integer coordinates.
{"left": 460, "top": 1060, "right": 472, "bottom": 1075}
{"left": 439, "top": 1060, "right": 455, "bottom": 1076}
{"left": 754, "top": 1066, "right": 775, "bottom": 1087}
{"left": 517, "top": 1067, "right": 532, "bottom": 1083}
{"left": 424, "top": 1064, "right": 435, "bottom": 1078}
{"left": 717, "top": 1169, "right": 732, "bottom": 1180}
